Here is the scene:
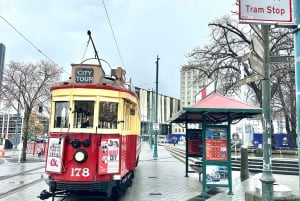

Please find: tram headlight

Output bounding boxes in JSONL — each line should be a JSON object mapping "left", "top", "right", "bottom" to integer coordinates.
{"left": 82, "top": 139, "right": 91, "bottom": 147}
{"left": 71, "top": 139, "right": 81, "bottom": 148}
{"left": 73, "top": 149, "right": 88, "bottom": 163}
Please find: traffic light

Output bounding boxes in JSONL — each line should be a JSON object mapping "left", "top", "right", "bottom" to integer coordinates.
{"left": 38, "top": 105, "right": 43, "bottom": 113}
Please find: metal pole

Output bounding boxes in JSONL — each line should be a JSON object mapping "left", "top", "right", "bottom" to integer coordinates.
{"left": 260, "top": 24, "right": 275, "bottom": 201}
{"left": 14, "top": 79, "right": 21, "bottom": 149}
{"left": 14, "top": 103, "right": 20, "bottom": 149}
{"left": 18, "top": 114, "right": 24, "bottom": 163}
{"left": 153, "top": 55, "right": 159, "bottom": 158}
{"left": 293, "top": 0, "right": 300, "bottom": 189}
{"left": 1, "top": 112, "right": 4, "bottom": 145}
{"left": 149, "top": 89, "right": 153, "bottom": 149}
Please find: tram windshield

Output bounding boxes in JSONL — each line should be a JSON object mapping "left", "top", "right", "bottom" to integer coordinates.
{"left": 53, "top": 100, "right": 121, "bottom": 129}
{"left": 73, "top": 101, "right": 95, "bottom": 128}
{"left": 54, "top": 101, "right": 70, "bottom": 128}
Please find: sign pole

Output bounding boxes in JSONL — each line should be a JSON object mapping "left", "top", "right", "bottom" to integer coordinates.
{"left": 260, "top": 24, "right": 275, "bottom": 201}
{"left": 293, "top": 0, "right": 300, "bottom": 189}
{"left": 239, "top": 0, "right": 293, "bottom": 199}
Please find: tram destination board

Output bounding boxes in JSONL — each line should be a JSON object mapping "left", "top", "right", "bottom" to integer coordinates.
{"left": 75, "top": 68, "right": 94, "bottom": 83}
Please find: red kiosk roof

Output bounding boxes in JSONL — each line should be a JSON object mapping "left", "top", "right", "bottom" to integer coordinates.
{"left": 171, "top": 93, "right": 262, "bottom": 123}
{"left": 191, "top": 93, "right": 261, "bottom": 110}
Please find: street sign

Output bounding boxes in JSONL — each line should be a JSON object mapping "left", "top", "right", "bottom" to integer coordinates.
{"left": 235, "top": 74, "right": 264, "bottom": 86}
{"left": 239, "top": 0, "right": 292, "bottom": 23}
{"left": 270, "top": 56, "right": 294, "bottom": 63}
{"left": 249, "top": 54, "right": 264, "bottom": 76}
{"left": 252, "top": 36, "right": 264, "bottom": 60}
{"left": 239, "top": 52, "right": 251, "bottom": 63}
{"left": 153, "top": 123, "right": 159, "bottom": 131}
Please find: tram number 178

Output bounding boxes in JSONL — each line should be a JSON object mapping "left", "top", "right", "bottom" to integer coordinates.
{"left": 70, "top": 168, "right": 90, "bottom": 177}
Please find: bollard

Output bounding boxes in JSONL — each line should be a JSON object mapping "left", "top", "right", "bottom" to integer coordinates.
{"left": 240, "top": 145, "right": 249, "bottom": 181}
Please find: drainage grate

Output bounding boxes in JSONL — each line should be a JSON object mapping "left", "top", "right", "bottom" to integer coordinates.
{"left": 148, "top": 176, "right": 158, "bottom": 178}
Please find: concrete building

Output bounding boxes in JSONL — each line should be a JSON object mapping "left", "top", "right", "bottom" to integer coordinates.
{"left": 135, "top": 87, "right": 181, "bottom": 140}
{"left": 0, "top": 112, "right": 49, "bottom": 148}
{"left": 180, "top": 65, "right": 208, "bottom": 108}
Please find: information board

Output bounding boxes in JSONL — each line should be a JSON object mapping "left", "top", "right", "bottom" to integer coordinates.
{"left": 205, "top": 126, "right": 228, "bottom": 161}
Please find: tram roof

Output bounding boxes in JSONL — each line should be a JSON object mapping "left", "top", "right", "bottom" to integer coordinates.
{"left": 170, "top": 93, "right": 262, "bottom": 124}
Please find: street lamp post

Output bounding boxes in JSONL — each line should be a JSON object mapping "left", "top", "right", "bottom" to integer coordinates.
{"left": 149, "top": 89, "right": 154, "bottom": 149}
{"left": 153, "top": 55, "right": 159, "bottom": 158}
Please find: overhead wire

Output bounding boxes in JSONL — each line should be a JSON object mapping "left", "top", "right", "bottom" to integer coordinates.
{"left": 101, "top": 0, "right": 126, "bottom": 68}
{"left": 0, "top": 15, "right": 57, "bottom": 66}
{"left": 0, "top": 15, "right": 70, "bottom": 76}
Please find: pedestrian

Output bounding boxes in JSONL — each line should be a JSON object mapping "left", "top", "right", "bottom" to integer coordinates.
{"left": 173, "top": 139, "right": 176, "bottom": 146}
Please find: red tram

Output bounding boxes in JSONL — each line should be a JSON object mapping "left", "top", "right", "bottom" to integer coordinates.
{"left": 39, "top": 35, "right": 141, "bottom": 200}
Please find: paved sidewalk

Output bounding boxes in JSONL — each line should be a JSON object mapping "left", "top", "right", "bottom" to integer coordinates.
{"left": 122, "top": 142, "right": 300, "bottom": 201}
{"left": 120, "top": 143, "right": 202, "bottom": 201}
{"left": 1, "top": 144, "right": 300, "bottom": 201}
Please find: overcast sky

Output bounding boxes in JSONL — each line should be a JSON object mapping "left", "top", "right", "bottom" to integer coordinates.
{"left": 0, "top": 0, "right": 236, "bottom": 98}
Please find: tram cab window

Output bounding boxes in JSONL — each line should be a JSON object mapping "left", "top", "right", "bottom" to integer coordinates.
{"left": 99, "top": 101, "right": 118, "bottom": 129}
{"left": 54, "top": 101, "right": 70, "bottom": 128}
{"left": 73, "top": 101, "right": 95, "bottom": 128}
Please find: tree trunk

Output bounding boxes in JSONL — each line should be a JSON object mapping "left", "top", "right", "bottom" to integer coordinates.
{"left": 20, "top": 112, "right": 30, "bottom": 162}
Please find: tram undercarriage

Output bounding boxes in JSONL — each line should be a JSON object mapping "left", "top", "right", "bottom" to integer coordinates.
{"left": 38, "top": 171, "right": 135, "bottom": 201}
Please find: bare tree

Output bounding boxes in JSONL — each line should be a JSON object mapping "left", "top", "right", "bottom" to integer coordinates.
{"left": 186, "top": 15, "right": 296, "bottom": 147}
{"left": 1, "top": 60, "right": 62, "bottom": 161}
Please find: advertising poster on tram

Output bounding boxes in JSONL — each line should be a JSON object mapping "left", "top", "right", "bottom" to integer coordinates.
{"left": 205, "top": 126, "right": 228, "bottom": 161}
{"left": 98, "top": 137, "right": 120, "bottom": 174}
{"left": 46, "top": 138, "right": 64, "bottom": 173}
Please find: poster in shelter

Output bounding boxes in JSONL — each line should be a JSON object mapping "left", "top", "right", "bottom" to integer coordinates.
{"left": 206, "top": 165, "right": 229, "bottom": 185}
{"left": 205, "top": 127, "right": 228, "bottom": 161}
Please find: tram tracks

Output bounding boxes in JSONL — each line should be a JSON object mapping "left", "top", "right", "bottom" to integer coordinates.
{"left": 0, "top": 177, "right": 44, "bottom": 199}
{"left": 0, "top": 166, "right": 45, "bottom": 199}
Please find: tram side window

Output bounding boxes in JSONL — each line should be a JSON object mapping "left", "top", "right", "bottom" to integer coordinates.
{"left": 99, "top": 101, "right": 118, "bottom": 129}
{"left": 73, "top": 101, "right": 95, "bottom": 128}
{"left": 54, "top": 101, "right": 70, "bottom": 128}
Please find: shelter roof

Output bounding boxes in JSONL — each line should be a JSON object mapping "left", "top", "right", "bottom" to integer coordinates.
{"left": 170, "top": 93, "right": 262, "bottom": 123}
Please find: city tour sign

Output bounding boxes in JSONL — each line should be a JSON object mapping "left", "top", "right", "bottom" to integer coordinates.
{"left": 239, "top": 0, "right": 292, "bottom": 23}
